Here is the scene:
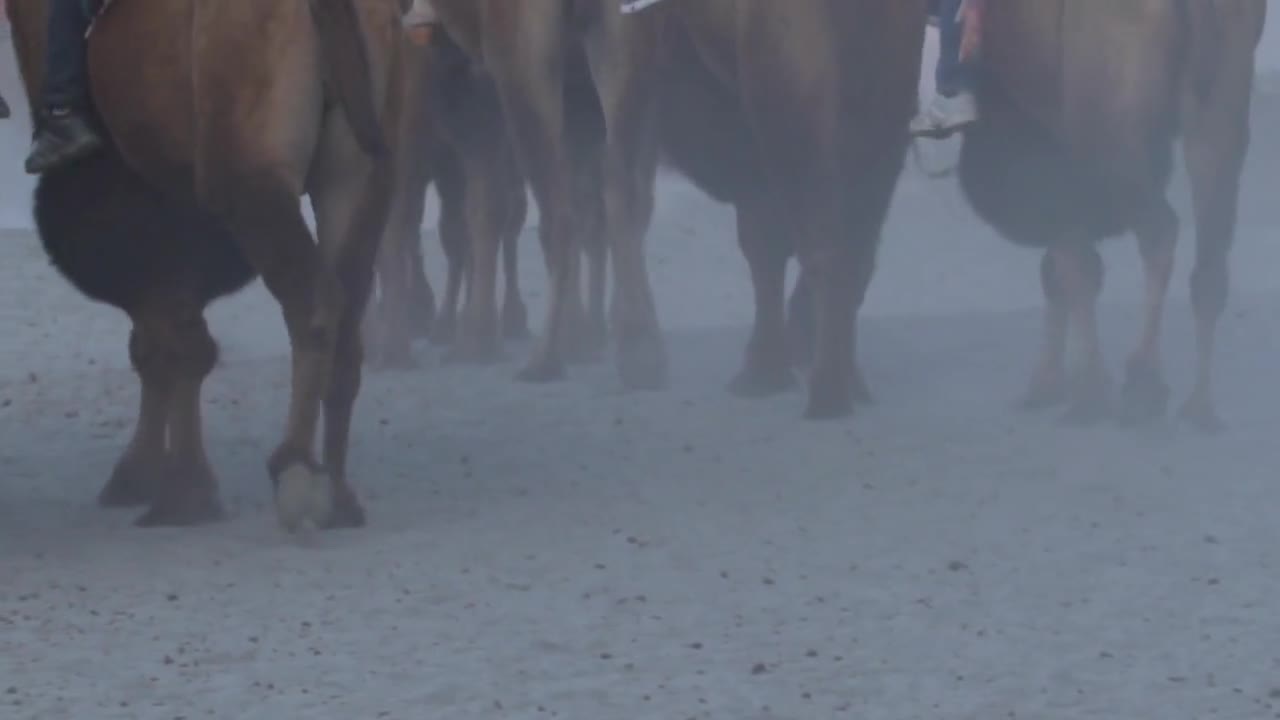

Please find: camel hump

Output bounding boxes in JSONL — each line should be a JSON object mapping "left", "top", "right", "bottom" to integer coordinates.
{"left": 307, "top": 0, "right": 388, "bottom": 157}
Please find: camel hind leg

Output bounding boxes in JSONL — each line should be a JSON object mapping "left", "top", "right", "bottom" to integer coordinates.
{"left": 445, "top": 124, "right": 516, "bottom": 364}
{"left": 101, "top": 319, "right": 172, "bottom": 509}
{"left": 365, "top": 146, "right": 433, "bottom": 370}
{"left": 133, "top": 307, "right": 225, "bottom": 527}
{"left": 583, "top": 5, "right": 666, "bottom": 388}
{"left": 1179, "top": 48, "right": 1256, "bottom": 433}
{"left": 483, "top": 2, "right": 575, "bottom": 383}
{"left": 1119, "top": 198, "right": 1177, "bottom": 423}
{"left": 104, "top": 300, "right": 225, "bottom": 527}
{"left": 433, "top": 148, "right": 467, "bottom": 346}
{"left": 501, "top": 168, "right": 531, "bottom": 340}
{"left": 306, "top": 113, "right": 397, "bottom": 530}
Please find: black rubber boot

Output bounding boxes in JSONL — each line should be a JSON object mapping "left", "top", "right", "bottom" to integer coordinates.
{"left": 25, "top": 108, "right": 105, "bottom": 175}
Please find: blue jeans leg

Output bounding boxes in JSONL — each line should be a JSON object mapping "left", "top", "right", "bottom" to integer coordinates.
{"left": 42, "top": 0, "right": 93, "bottom": 111}
{"left": 935, "top": 0, "right": 973, "bottom": 98}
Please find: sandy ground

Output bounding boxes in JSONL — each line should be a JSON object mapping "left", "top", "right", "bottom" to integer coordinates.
{"left": 1, "top": 80, "right": 1279, "bottom": 719}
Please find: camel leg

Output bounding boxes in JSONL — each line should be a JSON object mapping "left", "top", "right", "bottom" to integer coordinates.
{"left": 1048, "top": 242, "right": 1111, "bottom": 425}
{"left": 786, "top": 269, "right": 815, "bottom": 370}
{"left": 100, "top": 316, "right": 175, "bottom": 508}
{"left": 501, "top": 172, "right": 531, "bottom": 340}
{"left": 134, "top": 310, "right": 224, "bottom": 528}
{"left": 1021, "top": 249, "right": 1071, "bottom": 411}
{"left": 484, "top": 3, "right": 575, "bottom": 383}
{"left": 445, "top": 135, "right": 507, "bottom": 364}
{"left": 365, "top": 164, "right": 431, "bottom": 370}
{"left": 1120, "top": 199, "right": 1177, "bottom": 423}
{"left": 409, "top": 238, "right": 436, "bottom": 339}
{"left": 584, "top": 6, "right": 666, "bottom": 389}
{"left": 581, "top": 232, "right": 608, "bottom": 351}
{"left": 799, "top": 195, "right": 860, "bottom": 421}
{"left": 433, "top": 150, "right": 467, "bottom": 346}
{"left": 564, "top": 155, "right": 608, "bottom": 363}
{"left": 728, "top": 193, "right": 795, "bottom": 397}
{"left": 845, "top": 230, "right": 880, "bottom": 407}
{"left": 306, "top": 122, "right": 396, "bottom": 530}
{"left": 1180, "top": 67, "right": 1253, "bottom": 433}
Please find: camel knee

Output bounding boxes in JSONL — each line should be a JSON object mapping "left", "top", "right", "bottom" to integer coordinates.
{"left": 129, "top": 316, "right": 219, "bottom": 384}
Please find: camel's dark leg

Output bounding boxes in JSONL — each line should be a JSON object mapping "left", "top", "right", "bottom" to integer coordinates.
{"left": 305, "top": 122, "right": 397, "bottom": 531}
{"left": 434, "top": 150, "right": 467, "bottom": 346}
{"left": 584, "top": 6, "right": 666, "bottom": 389}
{"left": 728, "top": 192, "right": 795, "bottom": 397}
{"left": 845, "top": 229, "right": 881, "bottom": 407}
{"left": 365, "top": 152, "right": 432, "bottom": 369}
{"left": 134, "top": 310, "right": 225, "bottom": 527}
{"left": 445, "top": 134, "right": 508, "bottom": 365}
{"left": 1048, "top": 242, "right": 1111, "bottom": 425}
{"left": 786, "top": 270, "right": 815, "bottom": 370}
{"left": 564, "top": 152, "right": 608, "bottom": 363}
{"left": 1021, "top": 250, "right": 1071, "bottom": 411}
{"left": 485, "top": 6, "right": 575, "bottom": 383}
{"left": 1120, "top": 199, "right": 1177, "bottom": 423}
{"left": 501, "top": 168, "right": 531, "bottom": 340}
{"left": 100, "top": 318, "right": 173, "bottom": 508}
{"left": 1179, "top": 44, "right": 1255, "bottom": 433}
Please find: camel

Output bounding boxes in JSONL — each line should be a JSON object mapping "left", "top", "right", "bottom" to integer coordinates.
{"left": 8, "top": 0, "right": 403, "bottom": 530}
{"left": 653, "top": 0, "right": 928, "bottom": 418}
{"left": 431, "top": 0, "right": 664, "bottom": 388}
{"left": 956, "top": 0, "right": 1267, "bottom": 429}
{"left": 367, "top": 19, "right": 610, "bottom": 369}
{"left": 362, "top": 26, "right": 532, "bottom": 369}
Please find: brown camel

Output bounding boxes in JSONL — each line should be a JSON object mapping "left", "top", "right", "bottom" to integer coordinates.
{"left": 363, "top": 26, "right": 531, "bottom": 369}
{"left": 8, "top": 0, "right": 402, "bottom": 530}
{"left": 956, "top": 0, "right": 1267, "bottom": 429}
{"left": 432, "top": 0, "right": 664, "bottom": 388}
{"left": 653, "top": 0, "right": 927, "bottom": 418}
{"left": 363, "top": 24, "right": 443, "bottom": 370}
{"left": 368, "top": 20, "right": 610, "bottom": 368}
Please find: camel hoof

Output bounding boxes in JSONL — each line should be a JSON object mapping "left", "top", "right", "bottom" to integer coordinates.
{"left": 1019, "top": 382, "right": 1068, "bottom": 412}
{"left": 430, "top": 316, "right": 457, "bottom": 346}
{"left": 728, "top": 363, "right": 796, "bottom": 398}
{"left": 565, "top": 331, "right": 608, "bottom": 366}
{"left": 804, "top": 394, "right": 853, "bottom": 421}
{"left": 503, "top": 302, "right": 531, "bottom": 341}
{"left": 617, "top": 334, "right": 668, "bottom": 391}
{"left": 517, "top": 355, "right": 565, "bottom": 383}
{"left": 443, "top": 341, "right": 505, "bottom": 366}
{"left": 99, "top": 452, "right": 164, "bottom": 508}
{"left": 133, "top": 459, "right": 224, "bottom": 527}
{"left": 366, "top": 344, "right": 418, "bottom": 372}
{"left": 1118, "top": 368, "right": 1171, "bottom": 425}
{"left": 804, "top": 380, "right": 854, "bottom": 421}
{"left": 134, "top": 491, "right": 225, "bottom": 528}
{"left": 851, "top": 369, "right": 875, "bottom": 406}
{"left": 1179, "top": 398, "right": 1225, "bottom": 435}
{"left": 1059, "top": 392, "right": 1112, "bottom": 427}
{"left": 274, "top": 464, "right": 333, "bottom": 534}
{"left": 324, "top": 484, "right": 367, "bottom": 529}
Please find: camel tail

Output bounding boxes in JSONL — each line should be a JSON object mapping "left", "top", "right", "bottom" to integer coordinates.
{"left": 308, "top": 0, "right": 388, "bottom": 156}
